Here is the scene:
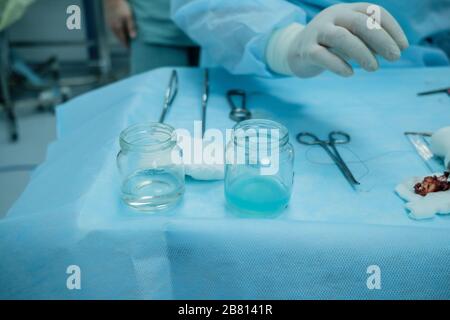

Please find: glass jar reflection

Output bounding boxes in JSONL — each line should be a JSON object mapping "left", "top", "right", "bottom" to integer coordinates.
{"left": 116, "top": 123, "right": 185, "bottom": 211}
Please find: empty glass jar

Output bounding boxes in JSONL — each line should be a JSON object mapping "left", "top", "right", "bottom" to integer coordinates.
{"left": 117, "top": 123, "right": 185, "bottom": 211}
{"left": 225, "top": 119, "right": 294, "bottom": 216}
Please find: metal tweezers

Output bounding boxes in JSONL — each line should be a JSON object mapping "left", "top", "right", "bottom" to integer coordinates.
{"left": 201, "top": 69, "right": 209, "bottom": 137}
{"left": 159, "top": 70, "right": 179, "bottom": 123}
{"left": 404, "top": 131, "right": 446, "bottom": 172}
{"left": 417, "top": 87, "right": 450, "bottom": 96}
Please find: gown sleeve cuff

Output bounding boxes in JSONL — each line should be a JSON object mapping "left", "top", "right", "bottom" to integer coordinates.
{"left": 265, "top": 23, "right": 305, "bottom": 76}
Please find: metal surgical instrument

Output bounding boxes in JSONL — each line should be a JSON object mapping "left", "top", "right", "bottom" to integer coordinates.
{"left": 404, "top": 131, "right": 445, "bottom": 173}
{"left": 227, "top": 89, "right": 252, "bottom": 122}
{"left": 201, "top": 69, "right": 209, "bottom": 137}
{"left": 296, "top": 131, "right": 360, "bottom": 187}
{"left": 417, "top": 87, "right": 450, "bottom": 97}
{"left": 159, "top": 70, "right": 178, "bottom": 123}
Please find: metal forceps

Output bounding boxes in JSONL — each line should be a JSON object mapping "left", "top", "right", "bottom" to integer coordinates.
{"left": 201, "top": 69, "right": 210, "bottom": 137}
{"left": 417, "top": 87, "right": 450, "bottom": 97}
{"left": 296, "top": 131, "right": 360, "bottom": 186}
{"left": 159, "top": 70, "right": 179, "bottom": 123}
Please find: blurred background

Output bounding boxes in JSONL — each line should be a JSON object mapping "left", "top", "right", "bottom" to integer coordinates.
{"left": 0, "top": 0, "right": 130, "bottom": 217}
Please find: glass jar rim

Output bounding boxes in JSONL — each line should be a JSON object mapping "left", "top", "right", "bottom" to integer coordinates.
{"left": 119, "top": 122, "right": 176, "bottom": 152}
{"left": 232, "top": 119, "right": 289, "bottom": 147}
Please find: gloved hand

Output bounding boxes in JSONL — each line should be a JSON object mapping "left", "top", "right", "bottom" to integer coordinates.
{"left": 266, "top": 2, "right": 409, "bottom": 77}
{"left": 431, "top": 126, "right": 450, "bottom": 170}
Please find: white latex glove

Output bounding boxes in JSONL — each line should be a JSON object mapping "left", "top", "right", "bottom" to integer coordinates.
{"left": 266, "top": 2, "right": 409, "bottom": 77}
{"left": 431, "top": 126, "right": 450, "bottom": 170}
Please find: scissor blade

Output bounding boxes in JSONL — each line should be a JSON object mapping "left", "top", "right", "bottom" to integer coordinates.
{"left": 322, "top": 144, "right": 360, "bottom": 187}
{"left": 417, "top": 87, "right": 450, "bottom": 96}
{"left": 326, "top": 143, "right": 360, "bottom": 185}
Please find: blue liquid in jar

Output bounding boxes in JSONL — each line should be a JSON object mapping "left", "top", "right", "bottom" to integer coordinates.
{"left": 225, "top": 175, "right": 290, "bottom": 216}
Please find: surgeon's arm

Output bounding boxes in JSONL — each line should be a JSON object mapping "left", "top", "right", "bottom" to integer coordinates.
{"left": 266, "top": 3, "right": 409, "bottom": 77}
{"left": 171, "top": 0, "right": 307, "bottom": 77}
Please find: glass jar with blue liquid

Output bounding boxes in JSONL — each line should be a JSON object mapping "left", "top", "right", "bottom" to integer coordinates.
{"left": 117, "top": 123, "right": 185, "bottom": 211}
{"left": 225, "top": 119, "right": 294, "bottom": 216}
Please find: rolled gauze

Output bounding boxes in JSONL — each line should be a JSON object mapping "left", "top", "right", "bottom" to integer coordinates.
{"left": 179, "top": 136, "right": 225, "bottom": 181}
{"left": 185, "top": 163, "right": 224, "bottom": 180}
{"left": 431, "top": 126, "right": 450, "bottom": 168}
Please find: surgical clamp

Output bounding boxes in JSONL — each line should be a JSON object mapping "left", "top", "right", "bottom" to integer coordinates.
{"left": 296, "top": 131, "right": 360, "bottom": 187}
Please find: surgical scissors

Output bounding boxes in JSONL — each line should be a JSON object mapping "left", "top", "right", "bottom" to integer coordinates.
{"left": 159, "top": 70, "right": 179, "bottom": 123}
{"left": 296, "top": 131, "right": 360, "bottom": 186}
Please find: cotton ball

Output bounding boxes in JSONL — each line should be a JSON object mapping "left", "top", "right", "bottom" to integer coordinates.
{"left": 181, "top": 136, "right": 225, "bottom": 181}
{"left": 431, "top": 126, "right": 450, "bottom": 157}
{"left": 185, "top": 163, "right": 224, "bottom": 180}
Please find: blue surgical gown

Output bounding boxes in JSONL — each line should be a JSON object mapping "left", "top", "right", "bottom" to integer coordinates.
{"left": 171, "top": 0, "right": 450, "bottom": 76}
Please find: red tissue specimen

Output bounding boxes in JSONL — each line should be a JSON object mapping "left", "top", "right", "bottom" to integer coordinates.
{"left": 414, "top": 172, "right": 450, "bottom": 196}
